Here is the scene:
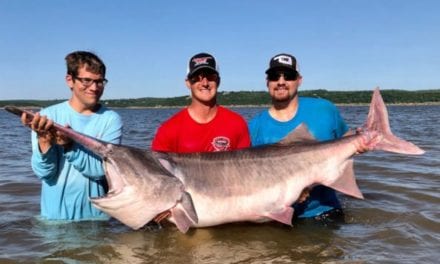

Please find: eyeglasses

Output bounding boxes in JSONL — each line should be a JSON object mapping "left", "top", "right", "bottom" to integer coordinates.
{"left": 74, "top": 76, "right": 108, "bottom": 87}
{"left": 189, "top": 72, "right": 219, "bottom": 84}
{"left": 267, "top": 71, "right": 298, "bottom": 82}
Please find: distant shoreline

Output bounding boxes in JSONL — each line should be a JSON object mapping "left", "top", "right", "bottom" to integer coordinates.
{"left": 1, "top": 89, "right": 439, "bottom": 108}
{"left": 2, "top": 101, "right": 440, "bottom": 110}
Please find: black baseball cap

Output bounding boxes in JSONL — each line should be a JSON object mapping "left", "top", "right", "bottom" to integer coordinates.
{"left": 187, "top": 52, "right": 219, "bottom": 78}
{"left": 265, "top": 53, "right": 299, "bottom": 74}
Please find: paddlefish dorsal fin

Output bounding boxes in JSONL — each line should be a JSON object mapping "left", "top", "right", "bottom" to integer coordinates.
{"left": 277, "top": 123, "right": 317, "bottom": 145}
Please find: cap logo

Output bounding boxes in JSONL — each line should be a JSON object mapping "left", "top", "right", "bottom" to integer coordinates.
{"left": 273, "top": 55, "right": 293, "bottom": 66}
{"left": 192, "top": 56, "right": 212, "bottom": 66}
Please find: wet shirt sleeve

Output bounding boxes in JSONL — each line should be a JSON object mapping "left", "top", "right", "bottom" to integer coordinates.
{"left": 63, "top": 112, "right": 123, "bottom": 180}
{"left": 30, "top": 131, "right": 62, "bottom": 182}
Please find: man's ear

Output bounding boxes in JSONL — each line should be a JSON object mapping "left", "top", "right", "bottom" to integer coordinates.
{"left": 185, "top": 79, "right": 191, "bottom": 89}
{"left": 297, "top": 75, "right": 303, "bottom": 86}
{"left": 66, "top": 75, "right": 74, "bottom": 90}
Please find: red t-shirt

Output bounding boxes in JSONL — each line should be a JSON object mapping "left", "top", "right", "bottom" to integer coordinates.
{"left": 151, "top": 106, "right": 251, "bottom": 153}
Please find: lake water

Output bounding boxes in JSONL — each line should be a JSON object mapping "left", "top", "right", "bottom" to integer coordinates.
{"left": 0, "top": 105, "right": 438, "bottom": 263}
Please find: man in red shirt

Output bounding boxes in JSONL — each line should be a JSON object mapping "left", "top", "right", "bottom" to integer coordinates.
{"left": 151, "top": 52, "right": 250, "bottom": 153}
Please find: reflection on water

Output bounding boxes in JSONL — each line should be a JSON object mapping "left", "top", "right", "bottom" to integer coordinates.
{"left": 0, "top": 105, "right": 439, "bottom": 263}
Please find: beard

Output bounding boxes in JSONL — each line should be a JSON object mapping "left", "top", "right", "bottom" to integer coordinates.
{"left": 271, "top": 87, "right": 298, "bottom": 103}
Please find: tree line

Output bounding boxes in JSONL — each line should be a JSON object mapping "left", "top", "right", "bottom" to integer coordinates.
{"left": 1, "top": 89, "right": 439, "bottom": 108}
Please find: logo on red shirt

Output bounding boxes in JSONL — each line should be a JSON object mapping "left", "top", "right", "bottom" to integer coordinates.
{"left": 211, "top": 136, "right": 231, "bottom": 151}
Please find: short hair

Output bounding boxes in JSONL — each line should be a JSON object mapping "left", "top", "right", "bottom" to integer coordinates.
{"left": 65, "top": 51, "right": 106, "bottom": 77}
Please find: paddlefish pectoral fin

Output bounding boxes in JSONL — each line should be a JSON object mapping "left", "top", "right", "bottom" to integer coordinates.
{"left": 180, "top": 191, "right": 198, "bottom": 224}
{"left": 170, "top": 207, "right": 193, "bottom": 233}
{"left": 327, "top": 159, "right": 364, "bottom": 199}
{"left": 169, "top": 191, "right": 198, "bottom": 233}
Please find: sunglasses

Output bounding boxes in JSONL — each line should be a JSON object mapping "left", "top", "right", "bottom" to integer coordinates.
{"left": 267, "top": 71, "right": 298, "bottom": 82}
{"left": 189, "top": 72, "right": 219, "bottom": 84}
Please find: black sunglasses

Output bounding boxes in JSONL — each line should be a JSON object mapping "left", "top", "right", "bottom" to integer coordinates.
{"left": 267, "top": 71, "right": 298, "bottom": 82}
{"left": 189, "top": 72, "right": 219, "bottom": 84}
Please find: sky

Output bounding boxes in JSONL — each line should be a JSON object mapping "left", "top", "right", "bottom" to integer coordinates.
{"left": 0, "top": 0, "right": 439, "bottom": 100}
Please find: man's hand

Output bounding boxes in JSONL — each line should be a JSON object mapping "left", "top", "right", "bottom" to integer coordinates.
{"left": 297, "top": 187, "right": 310, "bottom": 203}
{"left": 54, "top": 128, "right": 73, "bottom": 151}
{"left": 21, "top": 112, "right": 72, "bottom": 153}
{"left": 344, "top": 128, "right": 369, "bottom": 154}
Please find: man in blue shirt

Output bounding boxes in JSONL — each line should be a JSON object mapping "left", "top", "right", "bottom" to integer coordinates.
{"left": 21, "top": 51, "right": 123, "bottom": 221}
{"left": 248, "top": 53, "right": 349, "bottom": 221}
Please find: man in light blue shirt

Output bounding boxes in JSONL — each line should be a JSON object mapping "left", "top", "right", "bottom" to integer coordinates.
{"left": 248, "top": 53, "right": 349, "bottom": 220}
{"left": 22, "top": 51, "right": 122, "bottom": 221}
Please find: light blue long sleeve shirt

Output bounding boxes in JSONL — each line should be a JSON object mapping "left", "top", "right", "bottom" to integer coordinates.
{"left": 31, "top": 101, "right": 123, "bottom": 221}
{"left": 248, "top": 97, "right": 349, "bottom": 218}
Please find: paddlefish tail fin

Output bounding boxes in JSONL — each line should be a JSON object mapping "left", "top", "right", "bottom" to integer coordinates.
{"left": 363, "top": 88, "right": 425, "bottom": 155}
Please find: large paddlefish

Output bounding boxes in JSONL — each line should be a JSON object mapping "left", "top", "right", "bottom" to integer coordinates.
{"left": 5, "top": 88, "right": 424, "bottom": 233}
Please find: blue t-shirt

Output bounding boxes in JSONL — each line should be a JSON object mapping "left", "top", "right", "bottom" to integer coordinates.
{"left": 31, "top": 101, "right": 123, "bottom": 221}
{"left": 248, "top": 97, "right": 349, "bottom": 218}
